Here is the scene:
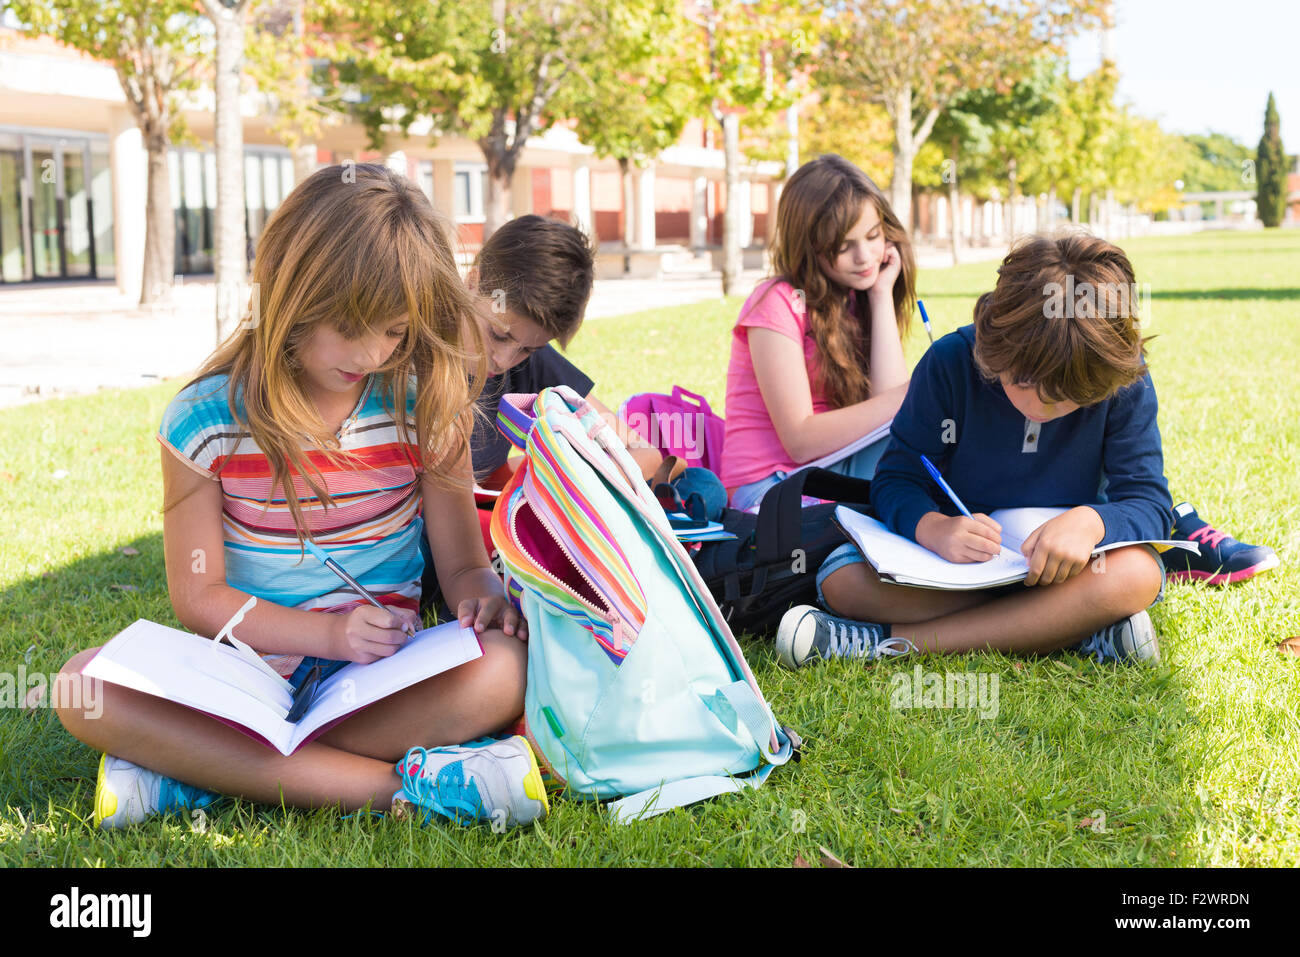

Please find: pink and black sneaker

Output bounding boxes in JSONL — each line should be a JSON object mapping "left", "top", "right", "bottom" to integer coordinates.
{"left": 1165, "top": 502, "right": 1280, "bottom": 586}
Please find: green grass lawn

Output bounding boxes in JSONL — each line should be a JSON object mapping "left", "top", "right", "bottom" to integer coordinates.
{"left": 2, "top": 229, "right": 1298, "bottom": 866}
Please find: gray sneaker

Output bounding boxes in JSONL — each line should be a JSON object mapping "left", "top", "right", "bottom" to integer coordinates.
{"left": 775, "top": 604, "right": 915, "bottom": 670}
{"left": 1071, "top": 610, "right": 1160, "bottom": 664}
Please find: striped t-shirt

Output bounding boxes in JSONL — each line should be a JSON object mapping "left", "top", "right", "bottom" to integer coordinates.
{"left": 158, "top": 373, "right": 425, "bottom": 676}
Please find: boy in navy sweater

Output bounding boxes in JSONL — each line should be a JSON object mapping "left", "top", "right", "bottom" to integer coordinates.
{"left": 778, "top": 233, "right": 1169, "bottom": 667}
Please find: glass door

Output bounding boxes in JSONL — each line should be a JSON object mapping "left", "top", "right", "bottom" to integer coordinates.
{"left": 28, "top": 140, "right": 63, "bottom": 278}
{"left": 62, "top": 144, "right": 93, "bottom": 277}
{"left": 0, "top": 133, "right": 26, "bottom": 282}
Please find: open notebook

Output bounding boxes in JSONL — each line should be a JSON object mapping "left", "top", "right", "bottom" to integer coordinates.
{"left": 81, "top": 619, "right": 483, "bottom": 755}
{"left": 803, "top": 422, "right": 891, "bottom": 471}
{"left": 834, "top": 505, "right": 1199, "bottom": 590}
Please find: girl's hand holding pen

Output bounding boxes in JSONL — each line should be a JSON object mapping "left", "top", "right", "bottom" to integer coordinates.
{"left": 329, "top": 604, "right": 419, "bottom": 664}
{"left": 458, "top": 595, "right": 528, "bottom": 642}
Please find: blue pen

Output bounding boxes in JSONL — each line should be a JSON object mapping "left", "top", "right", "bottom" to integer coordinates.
{"left": 303, "top": 539, "right": 415, "bottom": 637}
{"left": 917, "top": 299, "right": 935, "bottom": 344}
{"left": 920, "top": 454, "right": 973, "bottom": 519}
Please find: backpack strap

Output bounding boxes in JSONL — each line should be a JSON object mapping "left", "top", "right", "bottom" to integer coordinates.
{"left": 753, "top": 467, "right": 873, "bottom": 566}
{"left": 496, "top": 392, "right": 540, "bottom": 450}
{"left": 608, "top": 767, "right": 778, "bottom": 823}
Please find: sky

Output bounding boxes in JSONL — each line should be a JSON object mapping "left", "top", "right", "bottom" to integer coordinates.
{"left": 1066, "top": 0, "right": 1300, "bottom": 149}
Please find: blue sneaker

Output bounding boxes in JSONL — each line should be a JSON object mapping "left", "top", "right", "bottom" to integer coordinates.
{"left": 1070, "top": 610, "right": 1160, "bottom": 664}
{"left": 775, "top": 604, "right": 915, "bottom": 670}
{"left": 93, "top": 753, "right": 220, "bottom": 829}
{"left": 1164, "top": 503, "right": 1279, "bottom": 586}
{"left": 392, "top": 735, "right": 548, "bottom": 829}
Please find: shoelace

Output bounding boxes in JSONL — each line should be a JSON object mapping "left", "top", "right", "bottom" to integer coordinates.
{"left": 823, "top": 620, "right": 914, "bottom": 659}
{"left": 824, "top": 620, "right": 876, "bottom": 657}
{"left": 158, "top": 774, "right": 217, "bottom": 813}
{"left": 399, "top": 746, "right": 483, "bottom": 823}
{"left": 1188, "top": 525, "right": 1229, "bottom": 549}
{"left": 1076, "top": 628, "right": 1117, "bottom": 662}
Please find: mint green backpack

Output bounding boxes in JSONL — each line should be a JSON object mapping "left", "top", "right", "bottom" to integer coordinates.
{"left": 489, "top": 387, "right": 798, "bottom": 821}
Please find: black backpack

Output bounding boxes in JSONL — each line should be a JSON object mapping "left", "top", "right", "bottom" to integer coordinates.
{"left": 691, "top": 468, "right": 874, "bottom": 636}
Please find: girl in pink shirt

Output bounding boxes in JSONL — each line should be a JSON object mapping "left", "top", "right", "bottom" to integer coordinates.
{"left": 721, "top": 155, "right": 918, "bottom": 510}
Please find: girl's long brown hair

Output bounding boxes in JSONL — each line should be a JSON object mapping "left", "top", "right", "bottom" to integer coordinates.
{"left": 762, "top": 154, "right": 916, "bottom": 408}
{"left": 178, "top": 162, "right": 487, "bottom": 539}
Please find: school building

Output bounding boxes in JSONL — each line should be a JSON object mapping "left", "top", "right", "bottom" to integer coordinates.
{"left": 0, "top": 21, "right": 784, "bottom": 301}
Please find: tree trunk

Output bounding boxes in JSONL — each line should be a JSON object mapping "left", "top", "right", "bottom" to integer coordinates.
{"left": 721, "top": 111, "right": 741, "bottom": 296}
{"left": 619, "top": 156, "right": 633, "bottom": 273}
{"left": 141, "top": 134, "right": 174, "bottom": 307}
{"left": 1004, "top": 158, "right": 1017, "bottom": 240}
{"left": 483, "top": 162, "right": 512, "bottom": 239}
{"left": 1071, "top": 187, "right": 1082, "bottom": 224}
{"left": 291, "top": 0, "right": 315, "bottom": 186}
{"left": 890, "top": 85, "right": 915, "bottom": 233}
{"left": 948, "top": 138, "right": 962, "bottom": 266}
{"left": 213, "top": 2, "right": 247, "bottom": 340}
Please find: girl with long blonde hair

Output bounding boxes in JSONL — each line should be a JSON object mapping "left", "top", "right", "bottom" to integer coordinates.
{"left": 55, "top": 164, "right": 547, "bottom": 830}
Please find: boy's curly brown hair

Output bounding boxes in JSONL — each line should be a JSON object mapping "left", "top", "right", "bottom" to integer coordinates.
{"left": 973, "top": 231, "right": 1152, "bottom": 406}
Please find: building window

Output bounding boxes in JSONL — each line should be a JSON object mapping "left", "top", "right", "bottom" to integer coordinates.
{"left": 453, "top": 163, "right": 487, "bottom": 221}
{"left": 164, "top": 146, "right": 292, "bottom": 275}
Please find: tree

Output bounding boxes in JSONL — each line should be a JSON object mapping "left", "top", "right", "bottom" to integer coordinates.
{"left": 796, "top": 86, "right": 893, "bottom": 188}
{"left": 1180, "top": 131, "right": 1253, "bottom": 193}
{"left": 4, "top": 0, "right": 209, "bottom": 304}
{"left": 1256, "top": 92, "right": 1287, "bottom": 228}
{"left": 564, "top": 0, "right": 698, "bottom": 252}
{"left": 817, "top": 0, "right": 1106, "bottom": 230}
{"left": 199, "top": 0, "right": 252, "bottom": 335}
{"left": 244, "top": 0, "right": 333, "bottom": 185}
{"left": 932, "top": 55, "right": 1063, "bottom": 254}
{"left": 1049, "top": 61, "right": 1120, "bottom": 223}
{"left": 316, "top": 1, "right": 637, "bottom": 238}
{"left": 681, "top": 0, "right": 812, "bottom": 294}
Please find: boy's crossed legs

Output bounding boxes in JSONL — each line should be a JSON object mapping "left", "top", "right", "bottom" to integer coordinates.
{"left": 816, "top": 544, "right": 1164, "bottom": 656}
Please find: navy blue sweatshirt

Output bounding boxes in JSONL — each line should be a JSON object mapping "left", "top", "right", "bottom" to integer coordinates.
{"left": 872, "top": 325, "right": 1172, "bottom": 546}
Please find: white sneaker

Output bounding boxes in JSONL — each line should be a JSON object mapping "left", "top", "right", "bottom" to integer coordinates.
{"left": 775, "top": 605, "right": 915, "bottom": 670}
{"left": 1072, "top": 610, "right": 1160, "bottom": 664}
{"left": 93, "top": 753, "right": 218, "bottom": 829}
{"left": 392, "top": 735, "right": 549, "bottom": 829}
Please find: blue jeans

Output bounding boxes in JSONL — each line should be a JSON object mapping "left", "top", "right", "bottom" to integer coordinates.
{"left": 730, "top": 434, "right": 890, "bottom": 512}
{"left": 288, "top": 655, "right": 350, "bottom": 692}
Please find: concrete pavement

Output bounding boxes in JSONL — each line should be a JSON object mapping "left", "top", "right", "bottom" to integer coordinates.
{"left": 0, "top": 242, "right": 1006, "bottom": 409}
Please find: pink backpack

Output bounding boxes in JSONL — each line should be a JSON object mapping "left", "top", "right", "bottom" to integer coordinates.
{"left": 620, "top": 386, "right": 726, "bottom": 475}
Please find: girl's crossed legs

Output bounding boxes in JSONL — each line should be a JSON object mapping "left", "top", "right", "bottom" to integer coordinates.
{"left": 54, "top": 629, "right": 526, "bottom": 813}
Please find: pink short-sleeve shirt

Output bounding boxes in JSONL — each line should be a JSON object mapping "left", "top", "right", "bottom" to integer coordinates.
{"left": 720, "top": 279, "right": 836, "bottom": 489}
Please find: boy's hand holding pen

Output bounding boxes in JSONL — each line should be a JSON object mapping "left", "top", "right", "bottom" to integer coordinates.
{"left": 915, "top": 454, "right": 1002, "bottom": 564}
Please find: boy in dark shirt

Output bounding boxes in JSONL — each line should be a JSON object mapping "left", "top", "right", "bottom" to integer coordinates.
{"left": 466, "top": 215, "right": 661, "bottom": 485}
{"left": 778, "top": 233, "right": 1170, "bottom": 668}
{"left": 421, "top": 216, "right": 662, "bottom": 616}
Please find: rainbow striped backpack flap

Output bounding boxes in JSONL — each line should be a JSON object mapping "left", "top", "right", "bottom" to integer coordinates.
{"left": 489, "top": 386, "right": 798, "bottom": 822}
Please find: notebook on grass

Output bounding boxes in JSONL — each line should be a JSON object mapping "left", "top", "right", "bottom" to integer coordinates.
{"left": 81, "top": 619, "right": 483, "bottom": 755}
{"left": 834, "top": 505, "right": 1198, "bottom": 590}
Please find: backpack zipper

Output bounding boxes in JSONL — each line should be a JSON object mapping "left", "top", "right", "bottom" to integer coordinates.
{"left": 507, "top": 491, "right": 618, "bottom": 635}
